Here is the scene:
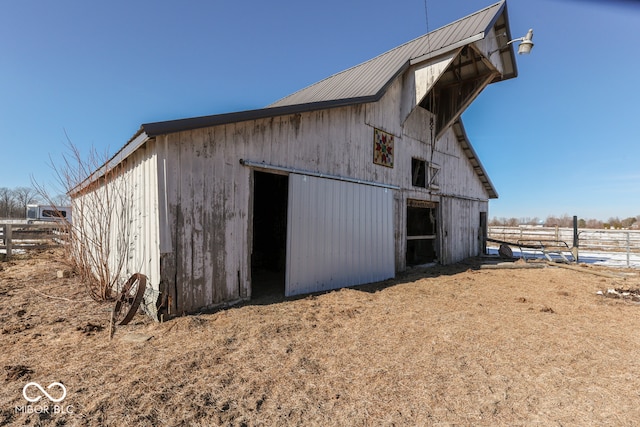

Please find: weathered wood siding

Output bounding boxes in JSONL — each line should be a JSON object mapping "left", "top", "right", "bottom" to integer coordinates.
{"left": 434, "top": 127, "right": 490, "bottom": 264}
{"left": 440, "top": 197, "right": 487, "bottom": 264}
{"left": 158, "top": 127, "right": 250, "bottom": 314}
{"left": 154, "top": 51, "right": 497, "bottom": 312}
{"left": 159, "top": 104, "right": 396, "bottom": 313}
{"left": 383, "top": 75, "right": 491, "bottom": 269}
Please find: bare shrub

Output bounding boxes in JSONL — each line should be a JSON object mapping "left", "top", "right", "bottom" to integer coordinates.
{"left": 34, "top": 138, "right": 134, "bottom": 301}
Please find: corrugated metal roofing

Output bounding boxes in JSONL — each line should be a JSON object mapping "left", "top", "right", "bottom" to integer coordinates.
{"left": 269, "top": 1, "right": 508, "bottom": 108}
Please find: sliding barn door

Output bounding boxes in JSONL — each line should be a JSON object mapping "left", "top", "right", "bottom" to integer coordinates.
{"left": 285, "top": 174, "right": 394, "bottom": 296}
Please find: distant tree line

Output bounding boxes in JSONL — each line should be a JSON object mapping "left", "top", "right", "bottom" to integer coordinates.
{"left": 0, "top": 186, "right": 69, "bottom": 219}
{"left": 490, "top": 214, "right": 640, "bottom": 230}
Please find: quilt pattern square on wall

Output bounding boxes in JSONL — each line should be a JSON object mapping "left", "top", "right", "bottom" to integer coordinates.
{"left": 373, "top": 128, "right": 394, "bottom": 168}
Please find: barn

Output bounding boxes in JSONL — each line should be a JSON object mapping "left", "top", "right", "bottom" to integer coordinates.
{"left": 73, "top": 1, "right": 521, "bottom": 318}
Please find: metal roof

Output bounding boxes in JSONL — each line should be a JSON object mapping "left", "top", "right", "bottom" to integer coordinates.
{"left": 269, "top": 1, "right": 511, "bottom": 109}
{"left": 142, "top": 0, "right": 514, "bottom": 137}
{"left": 78, "top": 1, "right": 514, "bottom": 196}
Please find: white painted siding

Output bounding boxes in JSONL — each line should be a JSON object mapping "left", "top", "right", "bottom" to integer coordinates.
{"left": 73, "top": 142, "right": 161, "bottom": 315}
{"left": 286, "top": 174, "right": 394, "bottom": 296}
{"left": 159, "top": 92, "right": 493, "bottom": 312}
{"left": 148, "top": 49, "right": 494, "bottom": 313}
{"left": 440, "top": 197, "right": 487, "bottom": 264}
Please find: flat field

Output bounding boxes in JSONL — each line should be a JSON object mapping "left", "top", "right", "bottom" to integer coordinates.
{"left": 2, "top": 249, "right": 640, "bottom": 426}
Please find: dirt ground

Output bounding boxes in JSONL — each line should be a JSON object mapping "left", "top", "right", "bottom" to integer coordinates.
{"left": 2, "top": 249, "right": 640, "bottom": 426}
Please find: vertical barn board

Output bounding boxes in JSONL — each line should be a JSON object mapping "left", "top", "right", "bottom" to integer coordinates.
{"left": 159, "top": 135, "right": 180, "bottom": 314}
{"left": 223, "top": 122, "right": 243, "bottom": 300}
{"left": 285, "top": 174, "right": 394, "bottom": 296}
{"left": 200, "top": 127, "right": 214, "bottom": 306}
{"left": 394, "top": 193, "right": 406, "bottom": 272}
{"left": 436, "top": 127, "right": 489, "bottom": 200}
{"left": 167, "top": 123, "right": 251, "bottom": 313}
{"left": 235, "top": 123, "right": 251, "bottom": 299}
{"left": 209, "top": 124, "right": 228, "bottom": 303}
{"left": 177, "top": 131, "right": 195, "bottom": 312}
{"left": 191, "top": 129, "right": 206, "bottom": 308}
{"left": 439, "top": 196, "right": 487, "bottom": 264}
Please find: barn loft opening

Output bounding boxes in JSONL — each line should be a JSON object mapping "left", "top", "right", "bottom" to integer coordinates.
{"left": 420, "top": 46, "right": 498, "bottom": 138}
{"left": 251, "top": 171, "right": 288, "bottom": 298}
{"left": 406, "top": 201, "right": 438, "bottom": 266}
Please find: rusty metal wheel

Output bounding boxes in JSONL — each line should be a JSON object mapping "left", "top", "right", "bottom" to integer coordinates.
{"left": 113, "top": 273, "right": 147, "bottom": 325}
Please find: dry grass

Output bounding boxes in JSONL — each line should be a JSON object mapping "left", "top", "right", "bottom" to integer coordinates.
{"left": 2, "top": 249, "right": 640, "bottom": 426}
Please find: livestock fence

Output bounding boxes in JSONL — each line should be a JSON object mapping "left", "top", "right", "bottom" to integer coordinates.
{"left": 488, "top": 226, "right": 640, "bottom": 268}
{"left": 0, "top": 222, "right": 69, "bottom": 258}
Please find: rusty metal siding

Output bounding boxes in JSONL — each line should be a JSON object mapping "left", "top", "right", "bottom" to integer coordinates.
{"left": 285, "top": 174, "right": 394, "bottom": 296}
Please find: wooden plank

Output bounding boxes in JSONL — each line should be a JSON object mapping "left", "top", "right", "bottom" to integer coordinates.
{"left": 9, "top": 232, "right": 55, "bottom": 240}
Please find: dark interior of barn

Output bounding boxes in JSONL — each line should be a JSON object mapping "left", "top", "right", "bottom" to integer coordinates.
{"left": 406, "top": 206, "right": 437, "bottom": 266}
{"left": 251, "top": 171, "right": 288, "bottom": 298}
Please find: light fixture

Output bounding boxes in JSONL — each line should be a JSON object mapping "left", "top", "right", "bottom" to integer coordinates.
{"left": 488, "top": 29, "right": 534, "bottom": 57}
{"left": 508, "top": 28, "right": 534, "bottom": 55}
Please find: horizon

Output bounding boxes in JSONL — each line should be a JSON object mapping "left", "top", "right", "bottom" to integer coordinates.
{"left": 1, "top": 0, "right": 639, "bottom": 220}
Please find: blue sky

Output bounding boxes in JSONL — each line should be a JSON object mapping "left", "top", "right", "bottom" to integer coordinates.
{"left": 1, "top": 0, "right": 639, "bottom": 221}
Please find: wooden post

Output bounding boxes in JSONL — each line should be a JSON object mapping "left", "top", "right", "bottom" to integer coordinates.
{"left": 5, "top": 224, "right": 12, "bottom": 258}
{"left": 627, "top": 232, "right": 631, "bottom": 268}
{"left": 573, "top": 216, "right": 579, "bottom": 264}
{"left": 109, "top": 309, "right": 115, "bottom": 340}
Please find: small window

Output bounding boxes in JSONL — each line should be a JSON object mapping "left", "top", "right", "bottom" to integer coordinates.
{"left": 411, "top": 158, "right": 426, "bottom": 187}
{"left": 412, "top": 158, "right": 440, "bottom": 190}
{"left": 42, "top": 209, "right": 66, "bottom": 218}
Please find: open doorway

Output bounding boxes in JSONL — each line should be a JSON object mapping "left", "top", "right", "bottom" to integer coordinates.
{"left": 406, "top": 200, "right": 438, "bottom": 266}
{"left": 479, "top": 211, "right": 487, "bottom": 255}
{"left": 251, "top": 171, "right": 288, "bottom": 298}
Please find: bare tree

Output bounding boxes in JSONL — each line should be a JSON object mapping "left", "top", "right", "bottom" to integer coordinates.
{"left": 0, "top": 187, "right": 16, "bottom": 218}
{"left": 13, "top": 186, "right": 38, "bottom": 216}
{"left": 506, "top": 217, "right": 519, "bottom": 227}
{"left": 607, "top": 217, "right": 622, "bottom": 229}
{"left": 52, "top": 193, "right": 71, "bottom": 206}
{"left": 585, "top": 219, "right": 603, "bottom": 229}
